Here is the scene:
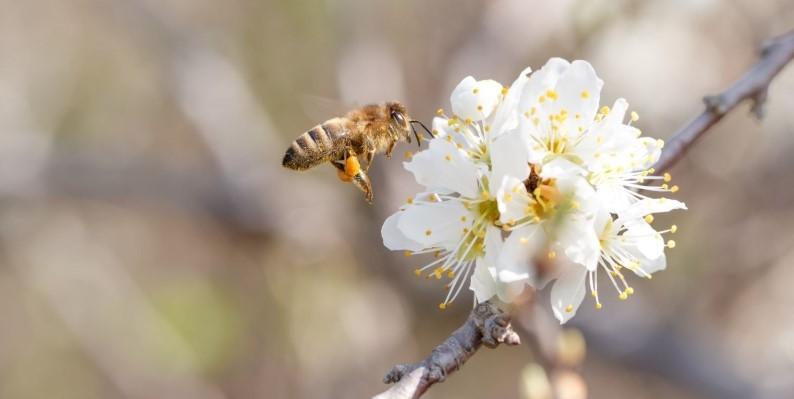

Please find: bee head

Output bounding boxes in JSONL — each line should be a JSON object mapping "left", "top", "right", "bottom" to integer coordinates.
{"left": 387, "top": 101, "right": 428, "bottom": 147}
{"left": 387, "top": 101, "right": 410, "bottom": 131}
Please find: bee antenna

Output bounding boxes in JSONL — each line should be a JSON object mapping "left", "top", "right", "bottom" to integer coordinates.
{"left": 410, "top": 120, "right": 433, "bottom": 145}
{"left": 409, "top": 123, "right": 421, "bottom": 147}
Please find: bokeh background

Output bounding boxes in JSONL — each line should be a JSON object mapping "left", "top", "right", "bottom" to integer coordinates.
{"left": 0, "top": 0, "right": 793, "bottom": 398}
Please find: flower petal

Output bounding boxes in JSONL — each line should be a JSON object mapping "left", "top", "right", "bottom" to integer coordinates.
{"left": 490, "top": 66, "right": 533, "bottom": 138}
{"left": 490, "top": 130, "right": 531, "bottom": 195}
{"left": 451, "top": 76, "right": 503, "bottom": 121}
{"left": 554, "top": 60, "right": 603, "bottom": 127}
{"left": 616, "top": 198, "right": 687, "bottom": 225}
{"left": 497, "top": 224, "right": 547, "bottom": 286}
{"left": 397, "top": 201, "right": 469, "bottom": 249}
{"left": 382, "top": 212, "right": 425, "bottom": 251}
{"left": 404, "top": 138, "right": 481, "bottom": 198}
{"left": 623, "top": 219, "right": 664, "bottom": 260}
{"left": 496, "top": 176, "right": 534, "bottom": 226}
{"left": 550, "top": 262, "right": 588, "bottom": 324}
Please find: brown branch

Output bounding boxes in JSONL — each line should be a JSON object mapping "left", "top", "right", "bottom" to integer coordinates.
{"left": 654, "top": 31, "right": 794, "bottom": 173}
{"left": 374, "top": 301, "right": 520, "bottom": 399}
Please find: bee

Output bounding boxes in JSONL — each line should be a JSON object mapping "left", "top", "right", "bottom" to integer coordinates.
{"left": 282, "top": 101, "right": 431, "bottom": 203}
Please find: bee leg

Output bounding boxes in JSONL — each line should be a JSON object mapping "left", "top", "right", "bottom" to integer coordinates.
{"left": 364, "top": 148, "right": 376, "bottom": 170}
{"left": 385, "top": 140, "right": 396, "bottom": 159}
{"left": 351, "top": 169, "right": 374, "bottom": 203}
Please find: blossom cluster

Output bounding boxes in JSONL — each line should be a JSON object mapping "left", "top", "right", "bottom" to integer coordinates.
{"left": 381, "top": 59, "right": 687, "bottom": 323}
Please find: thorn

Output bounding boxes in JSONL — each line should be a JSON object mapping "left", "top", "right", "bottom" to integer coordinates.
{"left": 703, "top": 95, "right": 728, "bottom": 115}
{"left": 751, "top": 88, "right": 768, "bottom": 119}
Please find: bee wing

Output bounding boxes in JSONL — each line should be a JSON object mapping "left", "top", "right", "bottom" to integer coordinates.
{"left": 299, "top": 94, "right": 359, "bottom": 121}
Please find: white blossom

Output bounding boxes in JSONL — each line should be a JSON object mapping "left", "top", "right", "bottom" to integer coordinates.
{"left": 382, "top": 59, "right": 687, "bottom": 321}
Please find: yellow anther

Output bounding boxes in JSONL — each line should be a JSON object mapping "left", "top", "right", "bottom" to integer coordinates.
{"left": 538, "top": 95, "right": 546, "bottom": 103}
{"left": 477, "top": 105, "right": 483, "bottom": 111}
{"left": 548, "top": 250, "right": 557, "bottom": 259}
{"left": 619, "top": 291, "right": 628, "bottom": 300}
{"left": 546, "top": 90, "right": 558, "bottom": 100}
{"left": 464, "top": 118, "right": 473, "bottom": 125}
{"left": 661, "top": 183, "right": 669, "bottom": 190}
{"left": 670, "top": 185, "right": 679, "bottom": 193}
{"left": 436, "top": 108, "right": 444, "bottom": 116}
{"left": 501, "top": 87, "right": 509, "bottom": 95}
{"left": 667, "top": 239, "right": 676, "bottom": 248}
{"left": 663, "top": 172, "right": 672, "bottom": 182}
{"left": 460, "top": 216, "right": 467, "bottom": 222}
{"left": 630, "top": 111, "right": 639, "bottom": 122}
{"left": 644, "top": 214, "right": 654, "bottom": 223}
{"left": 626, "top": 287, "right": 635, "bottom": 295}
{"left": 434, "top": 268, "right": 443, "bottom": 279}
{"left": 599, "top": 106, "right": 610, "bottom": 115}
{"left": 580, "top": 90, "right": 590, "bottom": 99}
{"left": 445, "top": 154, "right": 452, "bottom": 161}
{"left": 530, "top": 107, "right": 536, "bottom": 115}
{"left": 413, "top": 268, "right": 421, "bottom": 276}
{"left": 595, "top": 303, "right": 603, "bottom": 310}
{"left": 407, "top": 197, "right": 414, "bottom": 204}
{"left": 473, "top": 88, "right": 479, "bottom": 94}
{"left": 425, "top": 229, "right": 432, "bottom": 236}
{"left": 484, "top": 125, "right": 491, "bottom": 132}
{"left": 432, "top": 129, "right": 439, "bottom": 136}
{"left": 532, "top": 117, "right": 540, "bottom": 126}
{"left": 575, "top": 113, "right": 581, "bottom": 119}
{"left": 404, "top": 251, "right": 413, "bottom": 257}
{"left": 503, "top": 193, "right": 513, "bottom": 202}
{"left": 481, "top": 190, "right": 490, "bottom": 200}
{"left": 565, "top": 304, "right": 573, "bottom": 313}
{"left": 404, "top": 151, "right": 413, "bottom": 159}
{"left": 447, "top": 271, "right": 455, "bottom": 278}
{"left": 670, "top": 225, "right": 678, "bottom": 233}
{"left": 656, "top": 139, "right": 665, "bottom": 148}
{"left": 648, "top": 168, "right": 656, "bottom": 174}
{"left": 439, "top": 303, "right": 447, "bottom": 310}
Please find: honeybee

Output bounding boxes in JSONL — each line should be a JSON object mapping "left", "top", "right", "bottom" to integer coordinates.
{"left": 282, "top": 101, "right": 431, "bottom": 203}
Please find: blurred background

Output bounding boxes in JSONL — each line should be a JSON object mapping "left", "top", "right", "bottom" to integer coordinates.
{"left": 0, "top": 0, "right": 792, "bottom": 398}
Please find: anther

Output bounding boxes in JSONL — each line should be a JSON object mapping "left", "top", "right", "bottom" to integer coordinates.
{"left": 644, "top": 215, "right": 654, "bottom": 223}
{"left": 580, "top": 90, "right": 590, "bottom": 99}
{"left": 630, "top": 111, "right": 639, "bottom": 122}
{"left": 667, "top": 240, "right": 676, "bottom": 248}
{"left": 670, "top": 225, "right": 678, "bottom": 233}
{"left": 404, "top": 251, "right": 413, "bottom": 257}
{"left": 404, "top": 151, "right": 413, "bottom": 159}
{"left": 619, "top": 291, "right": 628, "bottom": 300}
{"left": 439, "top": 303, "right": 447, "bottom": 310}
{"left": 425, "top": 229, "right": 432, "bottom": 236}
{"left": 565, "top": 304, "right": 573, "bottom": 313}
{"left": 436, "top": 108, "right": 444, "bottom": 116}
{"left": 670, "top": 185, "right": 679, "bottom": 193}
{"left": 663, "top": 172, "right": 672, "bottom": 182}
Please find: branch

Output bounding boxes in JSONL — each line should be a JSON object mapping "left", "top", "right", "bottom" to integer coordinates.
{"left": 374, "top": 301, "right": 520, "bottom": 399}
{"left": 654, "top": 31, "right": 794, "bottom": 173}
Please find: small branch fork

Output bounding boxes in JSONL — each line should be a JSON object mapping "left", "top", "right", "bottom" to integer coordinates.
{"left": 375, "top": 31, "right": 794, "bottom": 399}
{"left": 653, "top": 30, "right": 794, "bottom": 173}
{"left": 374, "top": 301, "right": 520, "bottom": 399}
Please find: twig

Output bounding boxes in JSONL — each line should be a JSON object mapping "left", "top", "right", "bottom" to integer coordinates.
{"left": 374, "top": 301, "right": 520, "bottom": 399}
{"left": 654, "top": 31, "right": 794, "bottom": 173}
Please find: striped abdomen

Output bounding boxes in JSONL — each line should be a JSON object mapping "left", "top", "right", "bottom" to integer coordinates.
{"left": 282, "top": 118, "right": 351, "bottom": 170}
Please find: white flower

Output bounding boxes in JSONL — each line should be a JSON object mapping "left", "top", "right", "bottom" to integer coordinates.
{"left": 381, "top": 59, "right": 688, "bottom": 321}
{"left": 382, "top": 74, "right": 533, "bottom": 309}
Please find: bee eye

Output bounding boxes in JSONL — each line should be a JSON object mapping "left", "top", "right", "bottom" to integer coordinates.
{"left": 392, "top": 111, "right": 405, "bottom": 125}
